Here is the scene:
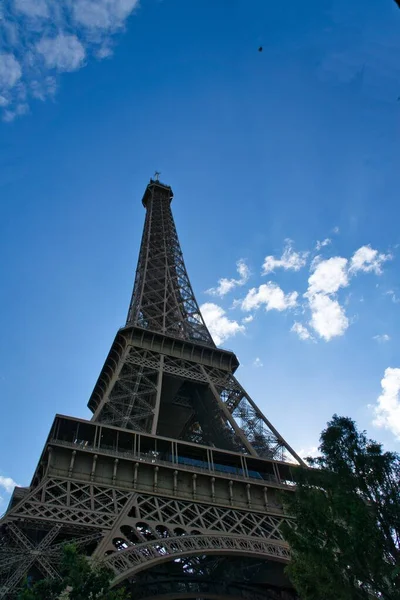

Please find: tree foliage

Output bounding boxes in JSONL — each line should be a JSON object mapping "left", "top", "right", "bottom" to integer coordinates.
{"left": 18, "top": 544, "right": 129, "bottom": 600}
{"left": 282, "top": 415, "right": 400, "bottom": 600}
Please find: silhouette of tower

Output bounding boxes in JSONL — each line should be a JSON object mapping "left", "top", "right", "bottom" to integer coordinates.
{"left": 0, "top": 179, "right": 302, "bottom": 599}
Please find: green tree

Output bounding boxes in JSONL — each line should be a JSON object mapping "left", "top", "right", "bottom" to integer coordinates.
{"left": 282, "top": 415, "right": 400, "bottom": 600}
{"left": 18, "top": 544, "right": 129, "bottom": 600}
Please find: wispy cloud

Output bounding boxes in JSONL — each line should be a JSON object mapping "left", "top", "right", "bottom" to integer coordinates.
{"left": 386, "top": 290, "right": 400, "bottom": 304}
{"left": 36, "top": 34, "right": 86, "bottom": 72}
{"left": 242, "top": 314, "right": 254, "bottom": 324}
{"left": 253, "top": 357, "right": 263, "bottom": 368}
{"left": 373, "top": 334, "right": 390, "bottom": 343}
{"left": 0, "top": 53, "right": 22, "bottom": 89}
{"left": 291, "top": 322, "right": 314, "bottom": 341}
{"left": 200, "top": 302, "right": 244, "bottom": 346}
{"left": 373, "top": 367, "right": 400, "bottom": 439}
{"left": 315, "top": 238, "right": 331, "bottom": 251}
{"left": 0, "top": 474, "right": 19, "bottom": 494}
{"left": 262, "top": 240, "right": 308, "bottom": 275}
{"left": 297, "top": 445, "right": 319, "bottom": 460}
{"left": 0, "top": 0, "right": 139, "bottom": 121}
{"left": 317, "top": 12, "right": 400, "bottom": 105}
{"left": 207, "top": 259, "right": 250, "bottom": 298}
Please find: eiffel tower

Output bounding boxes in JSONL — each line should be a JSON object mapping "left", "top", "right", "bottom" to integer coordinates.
{"left": 0, "top": 178, "right": 303, "bottom": 599}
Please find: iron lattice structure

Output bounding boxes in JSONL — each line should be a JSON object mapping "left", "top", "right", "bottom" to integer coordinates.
{"left": 0, "top": 179, "right": 302, "bottom": 599}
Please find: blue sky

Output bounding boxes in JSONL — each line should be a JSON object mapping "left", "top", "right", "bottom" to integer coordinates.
{"left": 1, "top": 0, "right": 400, "bottom": 509}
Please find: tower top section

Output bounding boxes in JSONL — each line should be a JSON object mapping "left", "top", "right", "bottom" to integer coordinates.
{"left": 127, "top": 179, "right": 215, "bottom": 346}
{"left": 141, "top": 178, "right": 173, "bottom": 208}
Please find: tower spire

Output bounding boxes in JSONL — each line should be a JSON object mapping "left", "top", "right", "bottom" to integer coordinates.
{"left": 126, "top": 178, "right": 214, "bottom": 346}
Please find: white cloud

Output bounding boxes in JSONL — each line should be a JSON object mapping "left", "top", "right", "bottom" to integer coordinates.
{"left": 0, "top": 474, "right": 19, "bottom": 494}
{"left": 2, "top": 102, "right": 29, "bottom": 122}
{"left": 307, "top": 257, "right": 349, "bottom": 296}
{"left": 373, "top": 368, "right": 400, "bottom": 439}
{"left": 373, "top": 334, "right": 390, "bottom": 343}
{"left": 212, "top": 241, "right": 390, "bottom": 344}
{"left": 315, "top": 238, "right": 331, "bottom": 251}
{"left": 72, "top": 0, "right": 139, "bottom": 31}
{"left": 350, "top": 245, "right": 391, "bottom": 275}
{"left": 297, "top": 446, "right": 319, "bottom": 460}
{"left": 262, "top": 240, "right": 308, "bottom": 275}
{"left": 308, "top": 293, "right": 349, "bottom": 341}
{"left": 0, "top": 0, "right": 140, "bottom": 120}
{"left": 253, "top": 357, "right": 263, "bottom": 368}
{"left": 332, "top": 226, "right": 340, "bottom": 234}
{"left": 200, "top": 303, "right": 244, "bottom": 346}
{"left": 36, "top": 34, "right": 86, "bottom": 72}
{"left": 241, "top": 282, "right": 298, "bottom": 312}
{"left": 242, "top": 315, "right": 254, "bottom": 324}
{"left": 386, "top": 290, "right": 400, "bottom": 304}
{"left": 207, "top": 259, "right": 250, "bottom": 297}
{"left": 0, "top": 53, "right": 22, "bottom": 89}
{"left": 291, "top": 322, "right": 314, "bottom": 341}
{"left": 303, "top": 246, "right": 391, "bottom": 342}
{"left": 30, "top": 75, "right": 57, "bottom": 100}
{"left": 14, "top": 0, "right": 50, "bottom": 18}
{"left": 96, "top": 45, "right": 113, "bottom": 59}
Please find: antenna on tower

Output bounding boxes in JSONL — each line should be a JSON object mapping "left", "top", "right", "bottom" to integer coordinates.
{"left": 154, "top": 171, "right": 161, "bottom": 181}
